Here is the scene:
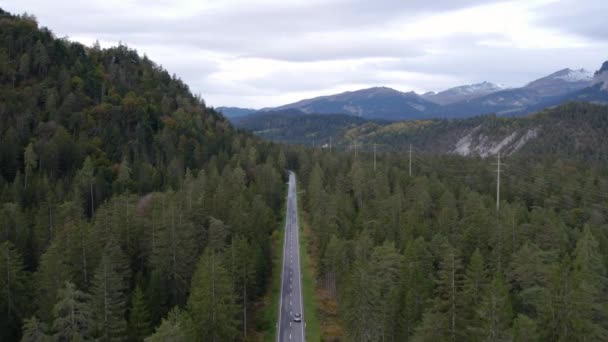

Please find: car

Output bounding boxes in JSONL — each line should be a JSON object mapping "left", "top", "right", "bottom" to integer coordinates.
{"left": 293, "top": 313, "right": 302, "bottom": 322}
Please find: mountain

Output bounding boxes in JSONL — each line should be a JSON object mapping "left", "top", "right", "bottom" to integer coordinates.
{"left": 0, "top": 8, "right": 286, "bottom": 341}
{"left": 237, "top": 102, "right": 608, "bottom": 160}
{"left": 442, "top": 68, "right": 595, "bottom": 117}
{"left": 233, "top": 109, "right": 374, "bottom": 145}
{"left": 216, "top": 106, "right": 257, "bottom": 118}
{"left": 246, "top": 67, "right": 600, "bottom": 121}
{"left": 422, "top": 81, "right": 504, "bottom": 105}
{"left": 592, "top": 61, "right": 608, "bottom": 90}
{"left": 524, "top": 68, "right": 593, "bottom": 96}
{"left": 266, "top": 86, "right": 442, "bottom": 121}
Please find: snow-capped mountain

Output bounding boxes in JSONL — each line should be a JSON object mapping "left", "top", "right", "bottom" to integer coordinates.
{"left": 422, "top": 81, "right": 505, "bottom": 105}
{"left": 225, "top": 62, "right": 608, "bottom": 122}
{"left": 265, "top": 86, "right": 442, "bottom": 121}
{"left": 592, "top": 61, "right": 608, "bottom": 90}
{"left": 524, "top": 68, "right": 593, "bottom": 96}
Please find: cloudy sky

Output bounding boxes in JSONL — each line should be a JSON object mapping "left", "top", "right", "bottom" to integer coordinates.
{"left": 3, "top": 0, "right": 607, "bottom": 108}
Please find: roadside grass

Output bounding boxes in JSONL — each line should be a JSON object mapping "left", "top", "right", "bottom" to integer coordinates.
{"left": 296, "top": 186, "right": 322, "bottom": 341}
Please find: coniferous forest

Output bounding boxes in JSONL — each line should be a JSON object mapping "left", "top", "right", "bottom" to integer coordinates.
{"left": 2, "top": 7, "right": 608, "bottom": 342}
{"left": 0, "top": 9, "right": 286, "bottom": 341}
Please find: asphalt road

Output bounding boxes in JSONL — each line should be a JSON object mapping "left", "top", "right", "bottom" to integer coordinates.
{"left": 277, "top": 171, "right": 305, "bottom": 342}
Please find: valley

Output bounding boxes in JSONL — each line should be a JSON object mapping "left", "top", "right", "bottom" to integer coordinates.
{"left": 2, "top": 4, "right": 608, "bottom": 342}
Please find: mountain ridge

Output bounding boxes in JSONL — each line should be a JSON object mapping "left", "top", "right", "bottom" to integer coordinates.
{"left": 225, "top": 62, "right": 607, "bottom": 121}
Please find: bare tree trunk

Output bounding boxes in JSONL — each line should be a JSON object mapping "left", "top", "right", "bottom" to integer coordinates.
{"left": 451, "top": 252, "right": 456, "bottom": 342}
{"left": 243, "top": 259, "right": 248, "bottom": 337}
{"left": 5, "top": 247, "right": 11, "bottom": 315}
{"left": 90, "top": 182, "right": 94, "bottom": 217}
{"left": 212, "top": 250, "right": 216, "bottom": 342}
{"left": 81, "top": 226, "right": 88, "bottom": 285}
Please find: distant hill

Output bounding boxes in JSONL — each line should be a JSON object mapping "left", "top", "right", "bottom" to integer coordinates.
{"left": 233, "top": 109, "right": 373, "bottom": 145}
{"left": 422, "top": 81, "right": 505, "bottom": 105}
{"left": 216, "top": 106, "right": 257, "bottom": 118}
{"left": 237, "top": 102, "right": 608, "bottom": 161}
{"left": 442, "top": 68, "right": 595, "bottom": 118}
{"left": 235, "top": 66, "right": 605, "bottom": 121}
{"left": 265, "top": 86, "right": 442, "bottom": 121}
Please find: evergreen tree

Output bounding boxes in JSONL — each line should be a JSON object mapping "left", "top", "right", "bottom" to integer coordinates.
{"left": 51, "top": 282, "right": 93, "bottom": 341}
{"left": 475, "top": 274, "right": 512, "bottom": 341}
{"left": 128, "top": 286, "right": 152, "bottom": 342}
{"left": 187, "top": 249, "right": 238, "bottom": 342}
{"left": 512, "top": 314, "right": 539, "bottom": 342}
{"left": 144, "top": 307, "right": 192, "bottom": 342}
{"left": 463, "top": 248, "right": 487, "bottom": 332}
{"left": 91, "top": 240, "right": 130, "bottom": 341}
{"left": 20, "top": 316, "right": 50, "bottom": 342}
{"left": 399, "top": 237, "right": 433, "bottom": 339}
{"left": 0, "top": 241, "right": 30, "bottom": 341}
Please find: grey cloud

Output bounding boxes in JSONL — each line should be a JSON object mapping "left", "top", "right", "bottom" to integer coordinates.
{"left": 535, "top": 0, "right": 608, "bottom": 41}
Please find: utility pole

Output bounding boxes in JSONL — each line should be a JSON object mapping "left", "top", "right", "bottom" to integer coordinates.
{"left": 409, "top": 144, "right": 412, "bottom": 177}
{"left": 373, "top": 143, "right": 377, "bottom": 171}
{"left": 495, "top": 152, "right": 501, "bottom": 212}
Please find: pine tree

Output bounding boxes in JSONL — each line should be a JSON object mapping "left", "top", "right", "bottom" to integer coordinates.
{"left": 144, "top": 307, "right": 192, "bottom": 342}
{"left": 463, "top": 248, "right": 487, "bottom": 332}
{"left": 187, "top": 249, "right": 238, "bottom": 342}
{"left": 512, "top": 314, "right": 539, "bottom": 342}
{"left": 34, "top": 242, "right": 71, "bottom": 323}
{"left": 91, "top": 240, "right": 129, "bottom": 341}
{"left": 0, "top": 241, "right": 30, "bottom": 340}
{"left": 51, "top": 282, "right": 93, "bottom": 341}
{"left": 416, "top": 243, "right": 465, "bottom": 342}
{"left": 24, "top": 142, "right": 37, "bottom": 190}
{"left": 342, "top": 260, "right": 379, "bottom": 341}
{"left": 475, "top": 274, "right": 512, "bottom": 341}
{"left": 369, "top": 242, "right": 402, "bottom": 341}
{"left": 20, "top": 316, "right": 50, "bottom": 342}
{"left": 128, "top": 286, "right": 152, "bottom": 342}
{"left": 399, "top": 237, "right": 433, "bottom": 339}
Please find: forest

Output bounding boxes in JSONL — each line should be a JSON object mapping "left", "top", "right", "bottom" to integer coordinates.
{"left": 235, "top": 102, "right": 608, "bottom": 163}
{"left": 2, "top": 6, "right": 608, "bottom": 342}
{"left": 293, "top": 146, "right": 608, "bottom": 341}
{"left": 0, "top": 9, "right": 287, "bottom": 341}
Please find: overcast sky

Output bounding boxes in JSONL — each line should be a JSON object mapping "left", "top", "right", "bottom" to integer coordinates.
{"left": 3, "top": 0, "right": 607, "bottom": 108}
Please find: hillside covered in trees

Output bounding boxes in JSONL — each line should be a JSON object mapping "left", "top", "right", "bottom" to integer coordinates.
{"left": 3, "top": 6, "right": 608, "bottom": 342}
{"left": 0, "top": 9, "right": 287, "bottom": 341}
{"left": 291, "top": 146, "right": 608, "bottom": 341}
{"left": 236, "top": 102, "right": 608, "bottom": 162}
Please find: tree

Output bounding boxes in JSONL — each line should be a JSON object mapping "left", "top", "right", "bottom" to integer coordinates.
{"left": 75, "top": 157, "right": 96, "bottom": 218}
{"left": 51, "top": 282, "right": 93, "bottom": 341}
{"left": 144, "top": 307, "right": 192, "bottom": 342}
{"left": 512, "top": 314, "right": 539, "bottom": 342}
{"left": 33, "top": 40, "right": 50, "bottom": 76}
{"left": 187, "top": 249, "right": 238, "bottom": 342}
{"left": 128, "top": 286, "right": 152, "bottom": 341}
{"left": 230, "top": 236, "right": 256, "bottom": 337}
{"left": 24, "top": 142, "right": 37, "bottom": 190}
{"left": 416, "top": 243, "right": 464, "bottom": 342}
{"left": 91, "top": 240, "right": 130, "bottom": 341}
{"left": 399, "top": 237, "right": 434, "bottom": 339}
{"left": 369, "top": 242, "right": 402, "bottom": 341}
{"left": 20, "top": 316, "right": 50, "bottom": 342}
{"left": 0, "top": 242, "right": 30, "bottom": 341}
{"left": 463, "top": 248, "right": 487, "bottom": 331}
{"left": 475, "top": 274, "right": 512, "bottom": 341}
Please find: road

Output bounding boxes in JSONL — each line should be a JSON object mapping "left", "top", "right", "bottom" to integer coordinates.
{"left": 277, "top": 171, "right": 305, "bottom": 342}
